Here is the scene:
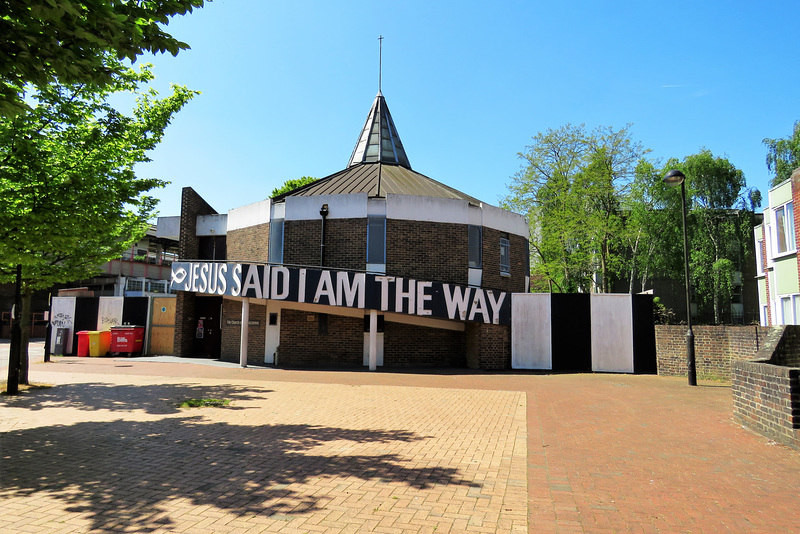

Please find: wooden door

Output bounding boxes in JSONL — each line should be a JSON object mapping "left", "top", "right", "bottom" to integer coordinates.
{"left": 150, "top": 297, "right": 176, "bottom": 355}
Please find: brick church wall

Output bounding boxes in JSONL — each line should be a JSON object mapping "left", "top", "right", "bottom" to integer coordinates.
{"left": 278, "top": 309, "right": 363, "bottom": 366}
{"left": 227, "top": 222, "right": 270, "bottom": 263}
{"left": 175, "top": 188, "right": 218, "bottom": 357}
{"left": 383, "top": 322, "right": 466, "bottom": 367}
{"left": 220, "top": 299, "right": 266, "bottom": 365}
{"left": 386, "top": 220, "right": 468, "bottom": 284}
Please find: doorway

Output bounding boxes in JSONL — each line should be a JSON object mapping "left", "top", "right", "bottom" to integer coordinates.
{"left": 265, "top": 307, "right": 280, "bottom": 364}
{"left": 192, "top": 296, "right": 222, "bottom": 358}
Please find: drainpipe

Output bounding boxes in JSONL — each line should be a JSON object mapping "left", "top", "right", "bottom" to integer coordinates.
{"left": 319, "top": 203, "right": 329, "bottom": 266}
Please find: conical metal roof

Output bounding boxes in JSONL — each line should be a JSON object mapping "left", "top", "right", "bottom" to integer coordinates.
{"left": 347, "top": 92, "right": 411, "bottom": 169}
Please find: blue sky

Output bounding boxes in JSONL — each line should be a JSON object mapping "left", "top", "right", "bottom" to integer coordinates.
{"left": 135, "top": 0, "right": 800, "bottom": 218}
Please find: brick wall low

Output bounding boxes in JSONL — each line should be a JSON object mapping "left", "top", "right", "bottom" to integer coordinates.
{"left": 227, "top": 222, "right": 270, "bottom": 263}
{"left": 278, "top": 309, "right": 363, "bottom": 367}
{"left": 655, "top": 325, "right": 771, "bottom": 379}
{"left": 383, "top": 323, "right": 466, "bottom": 367}
{"left": 732, "top": 360, "right": 800, "bottom": 449}
{"left": 220, "top": 299, "right": 266, "bottom": 365}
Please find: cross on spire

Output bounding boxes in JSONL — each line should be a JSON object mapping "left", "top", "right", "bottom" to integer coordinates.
{"left": 378, "top": 35, "right": 383, "bottom": 93}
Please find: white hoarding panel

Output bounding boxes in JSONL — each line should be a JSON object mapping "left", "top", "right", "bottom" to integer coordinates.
{"left": 97, "top": 297, "right": 124, "bottom": 331}
{"left": 591, "top": 294, "right": 634, "bottom": 373}
{"left": 50, "top": 297, "right": 77, "bottom": 354}
{"left": 512, "top": 293, "right": 552, "bottom": 369}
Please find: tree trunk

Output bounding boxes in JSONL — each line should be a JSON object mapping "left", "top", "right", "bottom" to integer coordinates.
{"left": 5, "top": 264, "right": 22, "bottom": 395}
{"left": 19, "top": 289, "right": 32, "bottom": 384}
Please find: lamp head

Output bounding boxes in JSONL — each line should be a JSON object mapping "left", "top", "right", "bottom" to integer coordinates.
{"left": 320, "top": 204, "right": 329, "bottom": 217}
{"left": 663, "top": 169, "right": 686, "bottom": 187}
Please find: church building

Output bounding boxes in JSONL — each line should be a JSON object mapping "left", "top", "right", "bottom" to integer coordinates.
{"left": 159, "top": 91, "right": 530, "bottom": 369}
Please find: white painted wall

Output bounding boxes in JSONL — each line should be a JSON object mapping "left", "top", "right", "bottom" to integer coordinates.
{"left": 227, "top": 199, "right": 271, "bottom": 231}
{"left": 156, "top": 216, "right": 180, "bottom": 239}
{"left": 590, "top": 294, "right": 634, "bottom": 373}
{"left": 196, "top": 214, "right": 228, "bottom": 236}
{"left": 285, "top": 193, "right": 368, "bottom": 221}
{"left": 511, "top": 293, "right": 552, "bottom": 369}
{"left": 386, "top": 194, "right": 468, "bottom": 225}
{"left": 482, "top": 203, "right": 529, "bottom": 239}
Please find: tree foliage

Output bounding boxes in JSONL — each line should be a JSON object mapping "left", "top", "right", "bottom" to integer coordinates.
{"left": 502, "top": 124, "right": 648, "bottom": 292}
{"left": 0, "top": 0, "right": 207, "bottom": 117}
{"left": 662, "top": 150, "right": 760, "bottom": 323}
{"left": 504, "top": 124, "right": 762, "bottom": 324}
{"left": 271, "top": 176, "right": 317, "bottom": 198}
{"left": 764, "top": 120, "right": 800, "bottom": 187}
{"left": 0, "top": 59, "right": 197, "bottom": 292}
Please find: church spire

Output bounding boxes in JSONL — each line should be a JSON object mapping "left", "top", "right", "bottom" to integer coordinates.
{"left": 347, "top": 37, "right": 411, "bottom": 169}
{"left": 347, "top": 92, "right": 411, "bottom": 169}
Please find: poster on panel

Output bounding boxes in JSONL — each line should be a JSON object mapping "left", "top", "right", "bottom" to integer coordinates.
{"left": 512, "top": 293, "right": 552, "bottom": 369}
{"left": 590, "top": 294, "right": 634, "bottom": 373}
{"left": 96, "top": 297, "right": 124, "bottom": 331}
{"left": 50, "top": 297, "right": 77, "bottom": 354}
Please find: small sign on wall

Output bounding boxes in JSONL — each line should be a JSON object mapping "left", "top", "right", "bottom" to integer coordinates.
{"left": 225, "top": 319, "right": 262, "bottom": 326}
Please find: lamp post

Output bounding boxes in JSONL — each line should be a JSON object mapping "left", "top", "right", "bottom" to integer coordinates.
{"left": 664, "top": 169, "right": 697, "bottom": 386}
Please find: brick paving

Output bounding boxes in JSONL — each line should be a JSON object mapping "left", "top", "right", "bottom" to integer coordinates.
{"left": 2, "top": 352, "right": 800, "bottom": 533}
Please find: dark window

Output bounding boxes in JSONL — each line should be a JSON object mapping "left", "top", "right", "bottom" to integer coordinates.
{"left": 468, "top": 225, "right": 482, "bottom": 268}
{"left": 198, "top": 236, "right": 227, "bottom": 260}
{"left": 367, "top": 217, "right": 386, "bottom": 264}
{"left": 268, "top": 219, "right": 284, "bottom": 264}
{"left": 500, "top": 232, "right": 510, "bottom": 274}
{"left": 268, "top": 313, "right": 278, "bottom": 326}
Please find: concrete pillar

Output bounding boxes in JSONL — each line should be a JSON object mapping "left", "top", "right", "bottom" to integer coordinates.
{"left": 368, "top": 309, "right": 377, "bottom": 371}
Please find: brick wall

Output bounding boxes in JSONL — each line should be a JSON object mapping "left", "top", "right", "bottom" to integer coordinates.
{"left": 278, "top": 309, "right": 363, "bottom": 366}
{"left": 386, "top": 220, "right": 468, "bottom": 284}
{"left": 655, "top": 325, "right": 771, "bottom": 379}
{"left": 481, "top": 228, "right": 529, "bottom": 293}
{"left": 174, "top": 291, "right": 195, "bottom": 357}
{"left": 465, "top": 322, "right": 511, "bottom": 370}
{"left": 179, "top": 187, "right": 217, "bottom": 260}
{"left": 732, "top": 325, "right": 800, "bottom": 449}
{"left": 383, "top": 323, "right": 466, "bottom": 367}
{"left": 325, "top": 219, "right": 368, "bottom": 270}
{"left": 174, "top": 188, "right": 219, "bottom": 356}
{"left": 220, "top": 299, "right": 266, "bottom": 365}
{"left": 759, "top": 225, "right": 771, "bottom": 325}
{"left": 733, "top": 361, "right": 800, "bottom": 449}
{"left": 227, "top": 222, "right": 270, "bottom": 263}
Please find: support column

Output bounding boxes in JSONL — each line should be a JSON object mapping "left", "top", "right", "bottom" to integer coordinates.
{"left": 240, "top": 298, "right": 250, "bottom": 368}
{"left": 368, "top": 309, "right": 377, "bottom": 371}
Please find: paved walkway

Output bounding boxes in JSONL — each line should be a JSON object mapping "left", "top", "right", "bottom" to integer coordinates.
{"left": 2, "top": 350, "right": 799, "bottom": 533}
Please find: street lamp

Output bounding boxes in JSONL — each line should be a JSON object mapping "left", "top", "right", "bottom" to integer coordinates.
{"left": 664, "top": 169, "right": 697, "bottom": 386}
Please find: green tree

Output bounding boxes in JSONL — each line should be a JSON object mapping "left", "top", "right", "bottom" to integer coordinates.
{"left": 271, "top": 176, "right": 317, "bottom": 198}
{"left": 0, "top": 0, "right": 207, "bottom": 117}
{"left": 502, "top": 124, "right": 648, "bottom": 292}
{"left": 622, "top": 159, "right": 682, "bottom": 293}
{"left": 661, "top": 150, "right": 760, "bottom": 323}
{"left": 0, "top": 60, "right": 197, "bottom": 392}
{"left": 764, "top": 121, "right": 800, "bottom": 187}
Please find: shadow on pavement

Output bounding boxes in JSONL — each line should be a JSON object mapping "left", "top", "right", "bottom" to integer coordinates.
{"left": 1, "top": 382, "right": 275, "bottom": 414}
{"left": 1, "top": 383, "right": 479, "bottom": 532}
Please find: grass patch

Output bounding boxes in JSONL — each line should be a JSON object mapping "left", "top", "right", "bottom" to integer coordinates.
{"left": 0, "top": 381, "right": 54, "bottom": 395}
{"left": 178, "top": 398, "right": 231, "bottom": 408}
